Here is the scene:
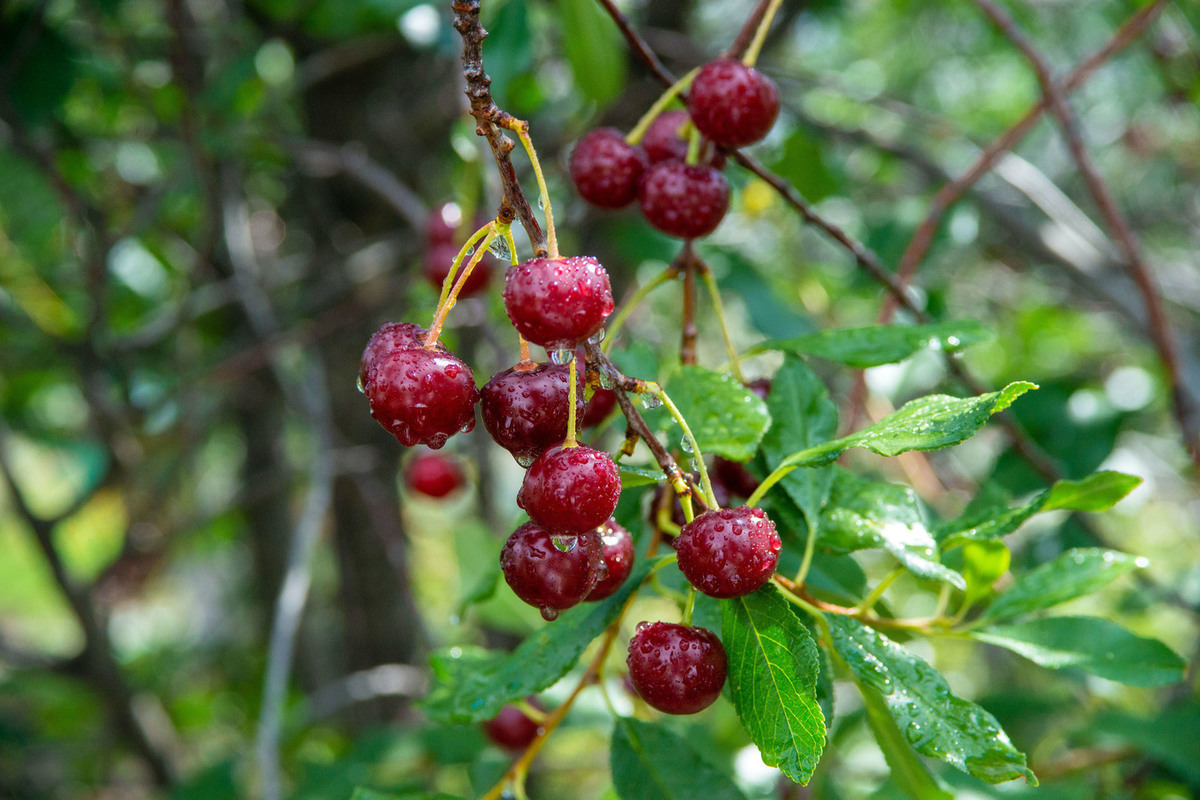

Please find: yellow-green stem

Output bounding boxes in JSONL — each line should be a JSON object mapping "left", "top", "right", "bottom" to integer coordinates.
{"left": 514, "top": 698, "right": 547, "bottom": 724}
{"left": 855, "top": 567, "right": 905, "bottom": 615}
{"left": 434, "top": 222, "right": 496, "bottom": 317}
{"left": 793, "top": 516, "right": 819, "bottom": 586}
{"left": 742, "top": 0, "right": 784, "bottom": 67}
{"left": 426, "top": 225, "right": 500, "bottom": 347}
{"left": 602, "top": 266, "right": 680, "bottom": 353}
{"left": 647, "top": 383, "right": 718, "bottom": 510}
{"left": 686, "top": 125, "right": 702, "bottom": 165}
{"left": 626, "top": 67, "right": 701, "bottom": 145}
{"left": 699, "top": 268, "right": 746, "bottom": 383}
{"left": 564, "top": 352, "right": 579, "bottom": 448}
{"left": 681, "top": 586, "right": 696, "bottom": 626}
{"left": 514, "top": 127, "right": 558, "bottom": 258}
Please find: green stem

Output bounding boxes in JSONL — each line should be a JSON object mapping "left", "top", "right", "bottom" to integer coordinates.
{"left": 698, "top": 267, "right": 746, "bottom": 383}
{"left": 513, "top": 126, "right": 558, "bottom": 258}
{"left": 602, "top": 266, "right": 680, "bottom": 353}
{"left": 646, "top": 383, "right": 718, "bottom": 510}
{"left": 434, "top": 222, "right": 495, "bottom": 315}
{"left": 426, "top": 224, "right": 501, "bottom": 347}
{"left": 625, "top": 67, "right": 700, "bottom": 145}
{"left": 745, "top": 441, "right": 835, "bottom": 507}
{"left": 855, "top": 567, "right": 905, "bottom": 614}
{"left": 681, "top": 586, "right": 696, "bottom": 626}
{"left": 686, "top": 124, "right": 702, "bottom": 166}
{"left": 793, "top": 517, "right": 819, "bottom": 586}
{"left": 564, "top": 352, "right": 579, "bottom": 448}
{"left": 742, "top": 0, "right": 784, "bottom": 67}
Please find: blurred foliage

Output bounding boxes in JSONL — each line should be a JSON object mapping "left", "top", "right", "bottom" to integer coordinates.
{"left": 1, "top": 0, "right": 1199, "bottom": 798}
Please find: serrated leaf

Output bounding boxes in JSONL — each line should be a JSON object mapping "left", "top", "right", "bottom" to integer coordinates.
{"left": 970, "top": 617, "right": 1184, "bottom": 687}
{"left": 610, "top": 718, "right": 750, "bottom": 800}
{"left": 755, "top": 320, "right": 993, "bottom": 368}
{"left": 979, "top": 548, "right": 1146, "bottom": 623}
{"left": 722, "top": 585, "right": 826, "bottom": 784}
{"left": 662, "top": 366, "right": 771, "bottom": 461}
{"left": 860, "top": 686, "right": 954, "bottom": 800}
{"left": 938, "top": 472, "right": 1141, "bottom": 549}
{"left": 421, "top": 558, "right": 656, "bottom": 723}
{"left": 821, "top": 469, "right": 965, "bottom": 589}
{"left": 825, "top": 615, "right": 1035, "bottom": 785}
{"left": 760, "top": 356, "right": 836, "bottom": 529}
{"left": 554, "top": 0, "right": 625, "bottom": 105}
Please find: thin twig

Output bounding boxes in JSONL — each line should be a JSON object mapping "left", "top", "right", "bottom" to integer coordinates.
{"left": 724, "top": 0, "right": 776, "bottom": 60}
{"left": 972, "top": 0, "right": 1198, "bottom": 472}
{"left": 680, "top": 243, "right": 699, "bottom": 365}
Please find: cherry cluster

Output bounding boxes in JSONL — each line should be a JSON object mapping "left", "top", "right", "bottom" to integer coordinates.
{"left": 569, "top": 59, "right": 779, "bottom": 239}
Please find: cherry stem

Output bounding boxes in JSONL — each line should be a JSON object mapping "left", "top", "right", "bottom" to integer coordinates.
{"left": 685, "top": 125, "right": 702, "bottom": 166}
{"left": 602, "top": 264, "right": 680, "bottom": 353}
{"left": 432, "top": 221, "right": 496, "bottom": 322}
{"left": 741, "top": 0, "right": 783, "bottom": 67}
{"left": 697, "top": 263, "right": 746, "bottom": 383}
{"left": 854, "top": 566, "right": 905, "bottom": 615}
{"left": 646, "top": 383, "right": 719, "bottom": 510}
{"left": 518, "top": 336, "right": 532, "bottom": 365}
{"left": 508, "top": 122, "right": 559, "bottom": 259}
{"left": 513, "top": 698, "right": 547, "bottom": 724}
{"left": 625, "top": 66, "right": 700, "bottom": 145}
{"left": 681, "top": 585, "right": 696, "bottom": 626}
{"left": 564, "top": 352, "right": 579, "bottom": 448}
{"left": 425, "top": 224, "right": 501, "bottom": 348}
{"left": 793, "top": 510, "right": 819, "bottom": 586}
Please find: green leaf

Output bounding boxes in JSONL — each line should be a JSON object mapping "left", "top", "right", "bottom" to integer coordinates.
{"left": 825, "top": 615, "right": 1035, "bottom": 785}
{"left": 721, "top": 585, "right": 826, "bottom": 784}
{"left": 760, "top": 356, "right": 836, "bottom": 528}
{"left": 1089, "top": 704, "right": 1200, "bottom": 784}
{"left": 554, "top": 0, "right": 626, "bottom": 105}
{"left": 938, "top": 472, "right": 1141, "bottom": 549}
{"left": 663, "top": 366, "right": 771, "bottom": 461}
{"left": 754, "top": 320, "right": 993, "bottom": 368}
{"left": 979, "top": 548, "right": 1147, "bottom": 623}
{"left": 422, "top": 557, "right": 657, "bottom": 723}
{"left": 821, "top": 469, "right": 964, "bottom": 589}
{"left": 970, "top": 617, "right": 1185, "bottom": 687}
{"left": 860, "top": 685, "right": 954, "bottom": 800}
{"left": 610, "top": 718, "right": 750, "bottom": 800}
{"left": 960, "top": 540, "right": 1011, "bottom": 611}
{"left": 350, "top": 790, "right": 464, "bottom": 800}
{"left": 619, "top": 465, "right": 666, "bottom": 488}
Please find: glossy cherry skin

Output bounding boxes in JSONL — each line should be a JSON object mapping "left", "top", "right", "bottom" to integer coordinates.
{"left": 483, "top": 702, "right": 542, "bottom": 750}
{"left": 641, "top": 110, "right": 726, "bottom": 169}
{"left": 503, "top": 256, "right": 614, "bottom": 350}
{"left": 481, "top": 363, "right": 585, "bottom": 467}
{"left": 569, "top": 128, "right": 647, "bottom": 209}
{"left": 674, "top": 506, "right": 781, "bottom": 598}
{"left": 638, "top": 161, "right": 730, "bottom": 239}
{"left": 688, "top": 59, "right": 780, "bottom": 149}
{"left": 517, "top": 444, "right": 621, "bottom": 535}
{"left": 359, "top": 321, "right": 444, "bottom": 388}
{"left": 500, "top": 522, "right": 603, "bottom": 620}
{"left": 626, "top": 622, "right": 727, "bottom": 715}
{"left": 404, "top": 451, "right": 465, "bottom": 498}
{"left": 365, "top": 348, "right": 478, "bottom": 449}
{"left": 585, "top": 519, "right": 635, "bottom": 601}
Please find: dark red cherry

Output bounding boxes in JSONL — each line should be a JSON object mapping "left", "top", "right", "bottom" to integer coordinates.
{"left": 569, "top": 128, "right": 647, "bottom": 209}
{"left": 365, "top": 348, "right": 478, "bottom": 449}
{"left": 638, "top": 161, "right": 730, "bottom": 239}
{"left": 503, "top": 256, "right": 614, "bottom": 350}
{"left": 500, "top": 522, "right": 603, "bottom": 620}
{"left": 517, "top": 444, "right": 621, "bottom": 535}
{"left": 483, "top": 701, "right": 542, "bottom": 750}
{"left": 712, "top": 457, "right": 759, "bottom": 499}
{"left": 404, "top": 450, "right": 465, "bottom": 498}
{"left": 585, "top": 519, "right": 635, "bottom": 601}
{"left": 582, "top": 388, "right": 618, "bottom": 428}
{"left": 481, "top": 363, "right": 585, "bottom": 467}
{"left": 425, "top": 201, "right": 464, "bottom": 244}
{"left": 626, "top": 622, "right": 727, "bottom": 714}
{"left": 642, "top": 110, "right": 691, "bottom": 164}
{"left": 674, "top": 506, "right": 781, "bottom": 598}
{"left": 688, "top": 59, "right": 780, "bottom": 149}
{"left": 359, "top": 321, "right": 444, "bottom": 388}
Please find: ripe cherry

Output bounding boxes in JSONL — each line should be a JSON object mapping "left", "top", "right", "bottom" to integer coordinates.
{"left": 365, "top": 347, "right": 478, "bottom": 449}
{"left": 500, "top": 522, "right": 603, "bottom": 620}
{"left": 569, "top": 128, "right": 647, "bottom": 209}
{"left": 503, "top": 256, "right": 614, "bottom": 350}
{"left": 585, "top": 519, "right": 635, "bottom": 601}
{"left": 404, "top": 451, "right": 464, "bottom": 498}
{"left": 626, "top": 622, "right": 727, "bottom": 714}
{"left": 675, "top": 506, "right": 781, "bottom": 598}
{"left": 359, "top": 321, "right": 443, "bottom": 389}
{"left": 712, "top": 456, "right": 759, "bottom": 499}
{"left": 688, "top": 59, "right": 780, "bottom": 149}
{"left": 638, "top": 160, "right": 730, "bottom": 239}
{"left": 483, "top": 702, "right": 542, "bottom": 750}
{"left": 641, "top": 110, "right": 726, "bottom": 169}
{"left": 582, "top": 388, "right": 618, "bottom": 428}
{"left": 481, "top": 363, "right": 585, "bottom": 467}
{"left": 517, "top": 444, "right": 621, "bottom": 535}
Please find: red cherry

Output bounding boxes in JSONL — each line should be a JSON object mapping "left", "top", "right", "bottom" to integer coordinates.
{"left": 517, "top": 444, "right": 622, "bottom": 535}
{"left": 483, "top": 702, "right": 542, "bottom": 750}
{"left": 500, "top": 522, "right": 603, "bottom": 620}
{"left": 502, "top": 256, "right": 614, "bottom": 350}
{"left": 674, "top": 506, "right": 781, "bottom": 598}
{"left": 404, "top": 451, "right": 465, "bottom": 498}
{"left": 638, "top": 160, "right": 730, "bottom": 239}
{"left": 569, "top": 128, "right": 647, "bottom": 209}
{"left": 626, "top": 622, "right": 727, "bottom": 714}
{"left": 365, "top": 348, "right": 478, "bottom": 449}
{"left": 585, "top": 519, "right": 635, "bottom": 601}
{"left": 359, "top": 322, "right": 444, "bottom": 389}
{"left": 480, "top": 363, "right": 585, "bottom": 467}
{"left": 688, "top": 59, "right": 780, "bottom": 149}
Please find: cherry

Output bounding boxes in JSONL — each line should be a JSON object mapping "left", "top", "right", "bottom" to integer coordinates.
{"left": 569, "top": 128, "right": 647, "bottom": 209}
{"left": 404, "top": 450, "right": 464, "bottom": 498}
{"left": 585, "top": 519, "right": 635, "bottom": 601}
{"left": 652, "top": 474, "right": 733, "bottom": 530}
{"left": 687, "top": 59, "right": 780, "bottom": 149}
{"left": 582, "top": 388, "right": 618, "bottom": 428}
{"left": 638, "top": 160, "right": 730, "bottom": 239}
{"left": 747, "top": 377, "right": 772, "bottom": 400}
{"left": 483, "top": 701, "right": 542, "bottom": 750}
{"left": 503, "top": 256, "right": 614, "bottom": 350}
{"left": 423, "top": 240, "right": 492, "bottom": 297}
{"left": 674, "top": 506, "right": 781, "bottom": 598}
{"left": 365, "top": 347, "right": 478, "bottom": 449}
{"left": 359, "top": 321, "right": 444, "bottom": 389}
{"left": 713, "top": 456, "right": 759, "bottom": 499}
{"left": 626, "top": 622, "right": 727, "bottom": 715}
{"left": 641, "top": 110, "right": 726, "bottom": 169}
{"left": 500, "top": 522, "right": 603, "bottom": 620}
{"left": 517, "top": 444, "right": 622, "bottom": 535}
{"left": 425, "top": 201, "right": 464, "bottom": 244}
{"left": 481, "top": 363, "right": 585, "bottom": 467}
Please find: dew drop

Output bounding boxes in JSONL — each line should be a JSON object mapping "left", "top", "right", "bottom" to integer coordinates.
{"left": 355, "top": 374, "right": 366, "bottom": 394}
{"left": 588, "top": 327, "right": 606, "bottom": 343}
{"left": 539, "top": 606, "right": 560, "bottom": 621}
{"left": 640, "top": 393, "right": 663, "bottom": 409}
{"left": 549, "top": 348, "right": 573, "bottom": 365}
{"left": 465, "top": 246, "right": 475, "bottom": 256}
{"left": 488, "top": 237, "right": 511, "bottom": 259}
{"left": 680, "top": 437, "right": 694, "bottom": 454}
{"left": 517, "top": 454, "right": 535, "bottom": 468}
{"left": 551, "top": 534, "right": 577, "bottom": 553}
{"left": 537, "top": 196, "right": 546, "bottom": 209}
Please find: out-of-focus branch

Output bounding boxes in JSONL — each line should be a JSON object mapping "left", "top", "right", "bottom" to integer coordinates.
{"left": 972, "top": 0, "right": 1198, "bottom": 473}
{"left": 291, "top": 139, "right": 428, "bottom": 230}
